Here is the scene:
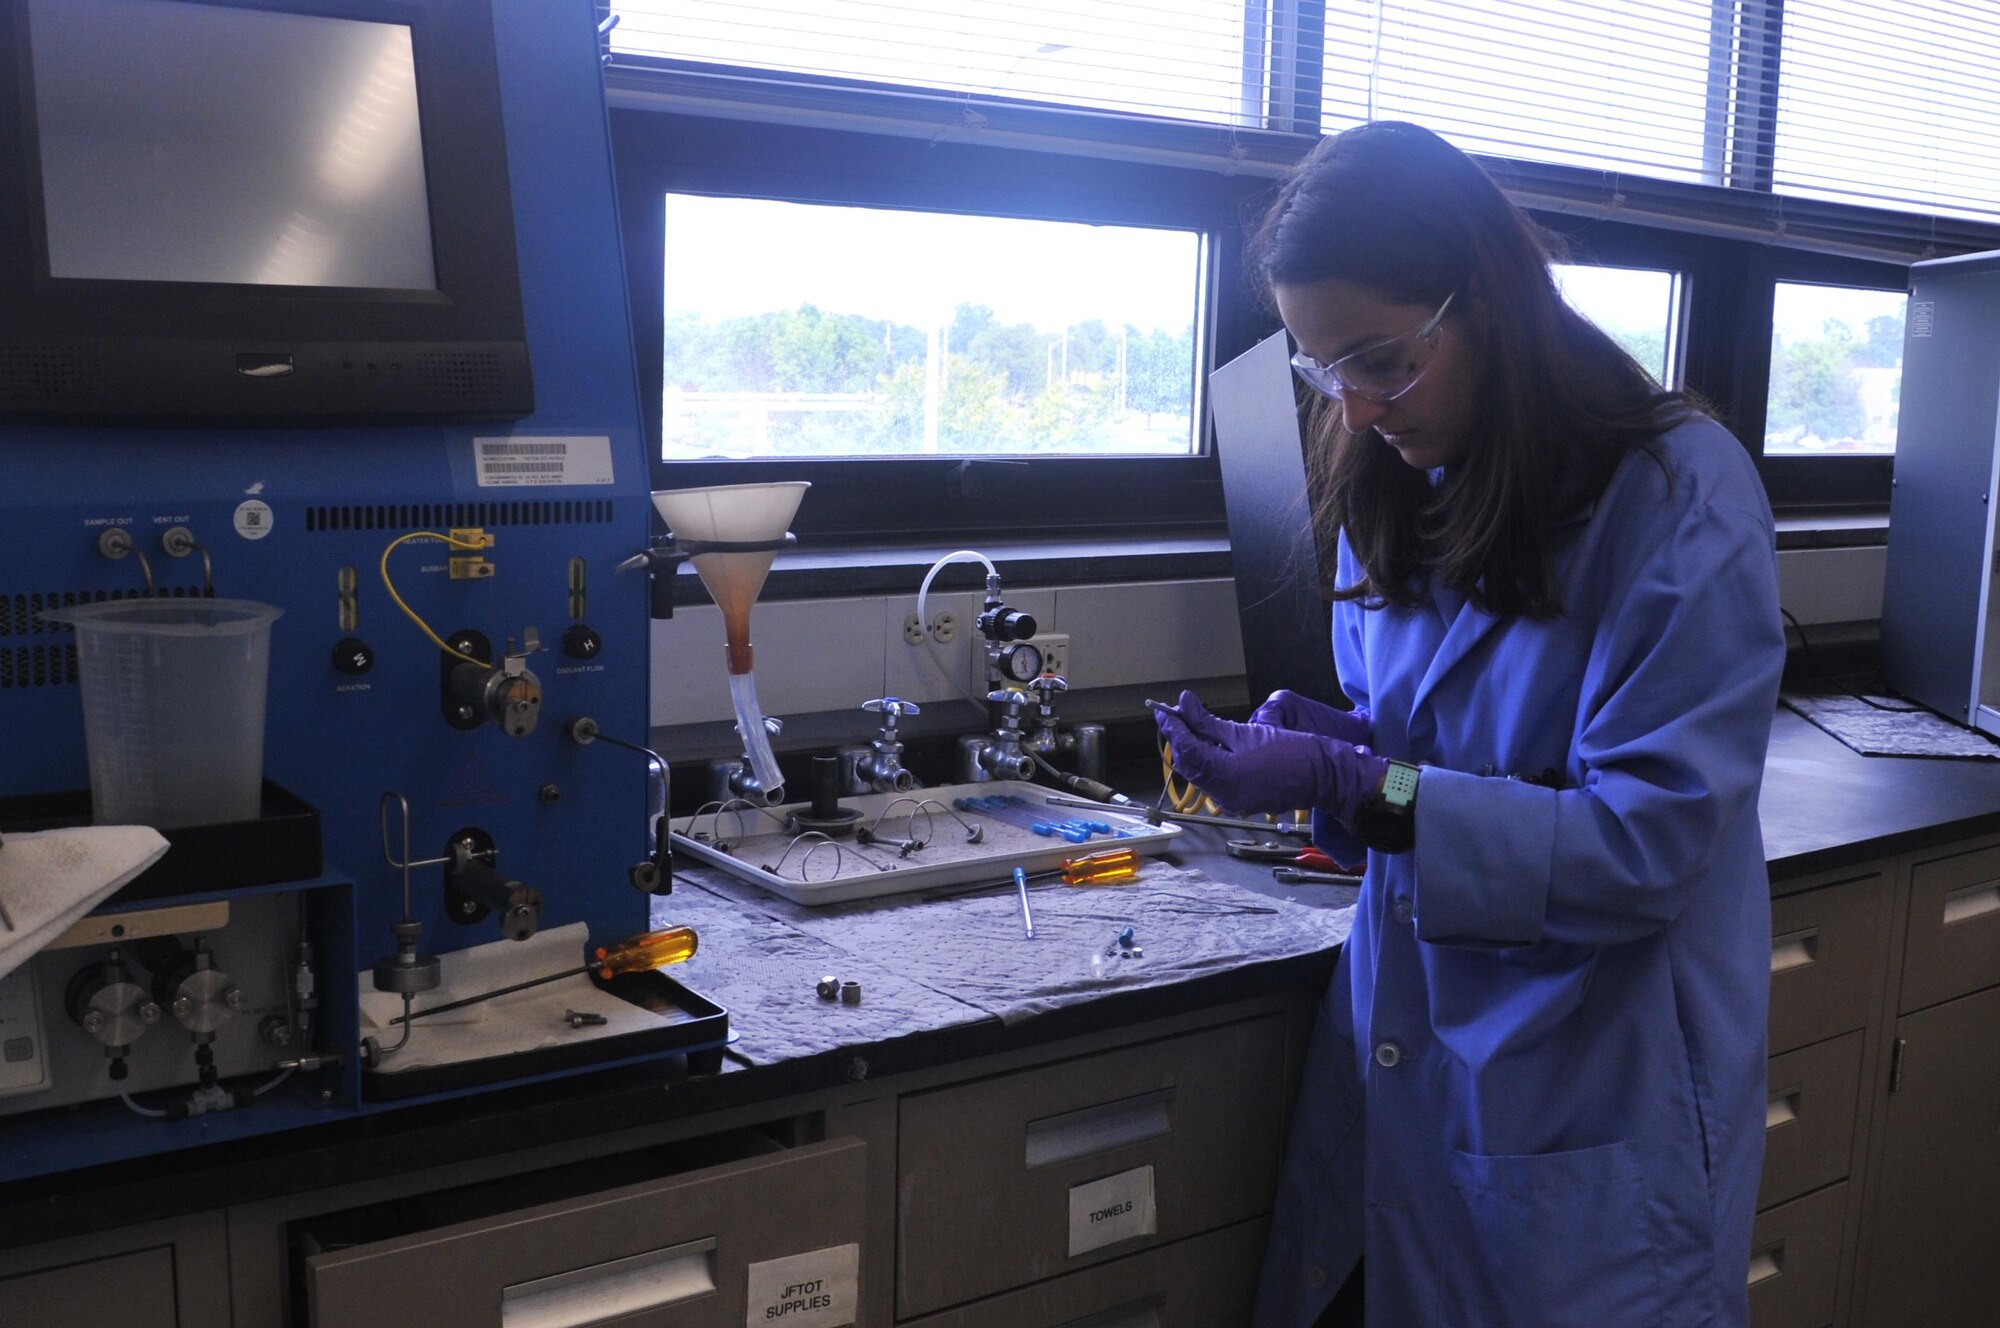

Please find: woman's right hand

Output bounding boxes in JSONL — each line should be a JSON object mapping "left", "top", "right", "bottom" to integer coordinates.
{"left": 1250, "top": 689, "right": 1373, "bottom": 747}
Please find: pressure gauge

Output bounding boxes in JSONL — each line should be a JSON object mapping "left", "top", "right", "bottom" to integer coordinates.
{"left": 997, "top": 642, "right": 1044, "bottom": 683}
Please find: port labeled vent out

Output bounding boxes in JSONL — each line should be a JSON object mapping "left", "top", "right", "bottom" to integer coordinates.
{"left": 305, "top": 499, "right": 617, "bottom": 533}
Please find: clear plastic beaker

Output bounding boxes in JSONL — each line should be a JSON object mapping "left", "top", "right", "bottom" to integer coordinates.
{"left": 40, "top": 598, "right": 285, "bottom": 829}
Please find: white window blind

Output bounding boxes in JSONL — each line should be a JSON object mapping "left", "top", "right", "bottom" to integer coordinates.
{"left": 607, "top": 0, "right": 1264, "bottom": 127}
{"left": 1774, "top": 0, "right": 2000, "bottom": 222}
{"left": 1323, "top": 1, "right": 1721, "bottom": 182}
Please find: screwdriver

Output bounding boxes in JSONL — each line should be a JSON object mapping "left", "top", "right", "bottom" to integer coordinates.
{"left": 923, "top": 848, "right": 1144, "bottom": 904}
{"left": 393, "top": 925, "right": 699, "bottom": 1025}
{"left": 1040, "top": 846, "right": 1140, "bottom": 886}
{"left": 594, "top": 926, "right": 699, "bottom": 977}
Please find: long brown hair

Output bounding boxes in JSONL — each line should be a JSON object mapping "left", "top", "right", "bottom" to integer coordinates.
{"left": 1247, "top": 122, "right": 1701, "bottom": 618}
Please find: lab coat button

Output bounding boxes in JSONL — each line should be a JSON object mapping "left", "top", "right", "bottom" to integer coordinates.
{"left": 1374, "top": 1041, "right": 1402, "bottom": 1068}
{"left": 1308, "top": 1265, "right": 1328, "bottom": 1290}
{"left": 1392, "top": 896, "right": 1412, "bottom": 922}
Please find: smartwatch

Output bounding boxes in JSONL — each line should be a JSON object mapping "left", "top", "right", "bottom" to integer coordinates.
{"left": 1354, "top": 759, "right": 1421, "bottom": 853}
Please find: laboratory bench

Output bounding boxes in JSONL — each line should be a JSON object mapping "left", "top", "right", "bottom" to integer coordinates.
{"left": 2, "top": 705, "right": 1997, "bottom": 1328}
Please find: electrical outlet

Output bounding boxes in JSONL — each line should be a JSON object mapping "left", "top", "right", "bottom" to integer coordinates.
{"left": 1037, "top": 633, "right": 1071, "bottom": 679}
{"left": 903, "top": 613, "right": 925, "bottom": 645}
{"left": 928, "top": 611, "right": 958, "bottom": 644}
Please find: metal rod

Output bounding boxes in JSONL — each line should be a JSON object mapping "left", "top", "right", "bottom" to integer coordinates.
{"left": 1013, "top": 866, "right": 1035, "bottom": 939}
{"left": 1043, "top": 795, "right": 1309, "bottom": 836}
{"left": 390, "top": 964, "right": 589, "bottom": 1025}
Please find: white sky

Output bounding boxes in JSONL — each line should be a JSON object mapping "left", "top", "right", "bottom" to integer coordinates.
{"left": 663, "top": 195, "right": 1201, "bottom": 333}
{"left": 1772, "top": 281, "right": 1907, "bottom": 341}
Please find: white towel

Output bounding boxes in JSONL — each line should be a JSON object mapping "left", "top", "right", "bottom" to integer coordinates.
{"left": 0, "top": 825, "right": 172, "bottom": 982}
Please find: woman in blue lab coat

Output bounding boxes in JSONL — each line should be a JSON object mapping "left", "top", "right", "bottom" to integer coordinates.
{"left": 1156, "top": 122, "right": 1786, "bottom": 1328}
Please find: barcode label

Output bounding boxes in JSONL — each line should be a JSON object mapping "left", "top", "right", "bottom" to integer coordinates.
{"left": 473, "top": 436, "right": 615, "bottom": 487}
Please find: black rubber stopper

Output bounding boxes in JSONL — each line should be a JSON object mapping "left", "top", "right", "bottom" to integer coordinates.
{"left": 792, "top": 754, "right": 863, "bottom": 837}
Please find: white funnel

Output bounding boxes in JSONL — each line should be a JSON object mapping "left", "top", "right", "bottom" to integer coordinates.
{"left": 651, "top": 482, "right": 808, "bottom": 676}
{"left": 651, "top": 481, "right": 809, "bottom": 801}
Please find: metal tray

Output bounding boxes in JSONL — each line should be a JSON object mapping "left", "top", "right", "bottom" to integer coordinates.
{"left": 670, "top": 780, "right": 1181, "bottom": 905}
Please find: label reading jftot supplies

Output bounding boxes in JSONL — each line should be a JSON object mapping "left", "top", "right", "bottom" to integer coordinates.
{"left": 1067, "top": 1165, "right": 1157, "bottom": 1257}
{"left": 743, "top": 1243, "right": 859, "bottom": 1327}
{"left": 473, "top": 436, "right": 615, "bottom": 488}
{"left": 233, "top": 499, "right": 274, "bottom": 540}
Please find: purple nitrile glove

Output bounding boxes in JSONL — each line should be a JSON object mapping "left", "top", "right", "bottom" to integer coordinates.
{"left": 1250, "top": 689, "right": 1373, "bottom": 747}
{"left": 1156, "top": 690, "right": 1388, "bottom": 822}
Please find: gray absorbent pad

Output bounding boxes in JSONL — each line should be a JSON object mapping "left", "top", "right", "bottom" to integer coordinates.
{"left": 1782, "top": 690, "right": 2000, "bottom": 760}
{"left": 656, "top": 860, "right": 1353, "bottom": 1064}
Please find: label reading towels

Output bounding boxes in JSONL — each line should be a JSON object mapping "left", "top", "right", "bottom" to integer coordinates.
{"left": 473, "top": 436, "right": 615, "bottom": 488}
{"left": 744, "top": 1243, "right": 859, "bottom": 1326}
{"left": 1068, "top": 1165, "right": 1158, "bottom": 1256}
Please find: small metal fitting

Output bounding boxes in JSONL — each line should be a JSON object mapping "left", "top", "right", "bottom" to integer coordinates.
{"left": 816, "top": 975, "right": 841, "bottom": 1001}
{"left": 564, "top": 1009, "right": 609, "bottom": 1028}
{"left": 839, "top": 980, "right": 862, "bottom": 1005}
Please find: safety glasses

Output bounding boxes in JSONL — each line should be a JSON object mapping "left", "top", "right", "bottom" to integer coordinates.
{"left": 1290, "top": 292, "right": 1455, "bottom": 403}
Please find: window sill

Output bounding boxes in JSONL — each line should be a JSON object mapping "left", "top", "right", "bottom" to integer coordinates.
{"left": 669, "top": 530, "right": 1233, "bottom": 606}
{"left": 1773, "top": 510, "right": 1888, "bottom": 550}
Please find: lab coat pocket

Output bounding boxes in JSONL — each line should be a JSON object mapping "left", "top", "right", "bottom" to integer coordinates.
{"left": 1446, "top": 1141, "right": 1662, "bottom": 1328}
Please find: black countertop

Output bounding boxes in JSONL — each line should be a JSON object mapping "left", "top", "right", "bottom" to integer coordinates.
{"left": 4, "top": 706, "right": 1996, "bottom": 1248}
{"left": 1761, "top": 706, "right": 2000, "bottom": 877}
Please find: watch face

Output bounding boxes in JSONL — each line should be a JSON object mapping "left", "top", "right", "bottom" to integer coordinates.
{"left": 999, "top": 643, "right": 1044, "bottom": 682}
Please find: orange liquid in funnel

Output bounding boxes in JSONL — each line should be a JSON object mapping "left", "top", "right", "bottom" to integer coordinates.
{"left": 690, "top": 550, "right": 776, "bottom": 675}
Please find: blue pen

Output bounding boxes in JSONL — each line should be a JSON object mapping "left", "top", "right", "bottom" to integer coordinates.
{"left": 1014, "top": 866, "right": 1035, "bottom": 938}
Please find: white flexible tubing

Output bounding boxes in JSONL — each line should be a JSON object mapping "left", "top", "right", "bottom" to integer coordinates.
{"left": 729, "top": 671, "right": 785, "bottom": 801}
{"left": 252, "top": 1064, "right": 296, "bottom": 1098}
{"left": 915, "top": 549, "right": 998, "bottom": 644}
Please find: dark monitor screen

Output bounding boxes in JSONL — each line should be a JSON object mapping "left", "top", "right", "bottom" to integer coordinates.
{"left": 32, "top": 0, "right": 436, "bottom": 290}
{"left": 0, "top": 0, "right": 532, "bottom": 425}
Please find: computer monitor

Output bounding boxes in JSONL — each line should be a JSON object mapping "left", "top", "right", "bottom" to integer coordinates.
{"left": 0, "top": 0, "right": 533, "bottom": 424}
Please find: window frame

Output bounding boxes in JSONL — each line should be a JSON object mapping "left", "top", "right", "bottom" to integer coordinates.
{"left": 612, "top": 106, "right": 1282, "bottom": 545}
{"left": 1739, "top": 247, "right": 1908, "bottom": 509}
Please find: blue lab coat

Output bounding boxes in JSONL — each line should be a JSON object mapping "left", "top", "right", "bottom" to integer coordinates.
{"left": 1252, "top": 419, "right": 1786, "bottom": 1327}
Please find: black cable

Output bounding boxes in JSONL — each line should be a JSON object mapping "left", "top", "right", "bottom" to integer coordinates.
{"left": 1779, "top": 608, "right": 1922, "bottom": 712}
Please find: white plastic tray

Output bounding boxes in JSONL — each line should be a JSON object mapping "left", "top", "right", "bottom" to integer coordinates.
{"left": 670, "top": 780, "right": 1181, "bottom": 905}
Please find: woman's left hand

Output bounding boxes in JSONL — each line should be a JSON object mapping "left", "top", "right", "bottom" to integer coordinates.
{"left": 1156, "top": 690, "right": 1387, "bottom": 821}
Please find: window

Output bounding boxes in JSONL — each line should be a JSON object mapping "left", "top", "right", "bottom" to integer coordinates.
{"left": 1552, "top": 263, "right": 1683, "bottom": 385}
{"left": 658, "top": 196, "right": 1206, "bottom": 462}
{"left": 1764, "top": 282, "right": 1905, "bottom": 457}
{"left": 606, "top": 2, "right": 2000, "bottom": 518}
{"left": 1775, "top": 1, "right": 2000, "bottom": 220}
{"left": 607, "top": 0, "right": 1256, "bottom": 126}
{"left": 1326, "top": 0, "right": 1717, "bottom": 183}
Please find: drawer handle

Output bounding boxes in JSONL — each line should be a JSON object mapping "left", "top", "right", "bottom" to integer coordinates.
{"left": 1026, "top": 1088, "right": 1175, "bottom": 1167}
{"left": 1942, "top": 882, "right": 2000, "bottom": 926}
{"left": 1766, "top": 1087, "right": 1801, "bottom": 1129}
{"left": 1770, "top": 929, "right": 1818, "bottom": 974}
{"left": 1747, "top": 1242, "right": 1785, "bottom": 1289}
{"left": 501, "top": 1237, "right": 716, "bottom": 1328}
{"left": 1054, "top": 1304, "right": 1164, "bottom": 1328}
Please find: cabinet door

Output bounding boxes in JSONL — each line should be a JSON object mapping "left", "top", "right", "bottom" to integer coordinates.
{"left": 1857, "top": 984, "right": 2000, "bottom": 1327}
{"left": 0, "top": 1211, "right": 229, "bottom": 1328}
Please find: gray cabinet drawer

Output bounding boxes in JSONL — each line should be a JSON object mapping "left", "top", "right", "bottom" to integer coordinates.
{"left": 1769, "top": 872, "right": 1892, "bottom": 1054}
{"left": 897, "top": 1015, "right": 1286, "bottom": 1318}
{"left": 1759, "top": 1030, "right": 1864, "bottom": 1210}
{"left": 307, "top": 1136, "right": 867, "bottom": 1328}
{"left": 1748, "top": 1182, "right": 1846, "bottom": 1328}
{"left": 899, "top": 1219, "right": 1265, "bottom": 1328}
{"left": 1901, "top": 844, "right": 2000, "bottom": 1013}
{"left": 0, "top": 1247, "right": 179, "bottom": 1328}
